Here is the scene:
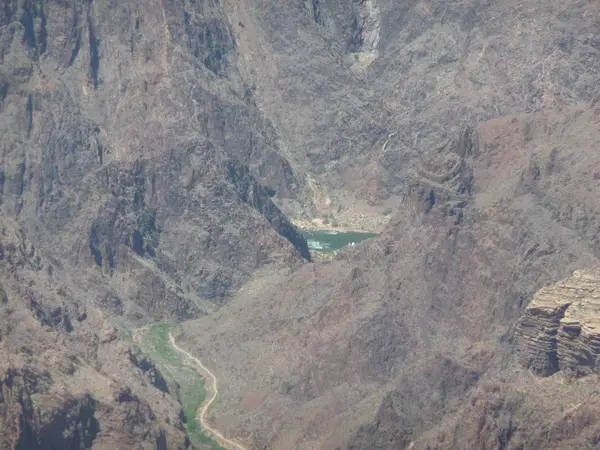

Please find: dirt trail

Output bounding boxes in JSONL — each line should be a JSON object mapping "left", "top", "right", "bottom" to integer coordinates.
{"left": 168, "top": 331, "right": 248, "bottom": 450}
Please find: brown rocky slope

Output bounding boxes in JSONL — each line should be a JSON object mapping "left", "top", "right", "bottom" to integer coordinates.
{"left": 2, "top": 0, "right": 600, "bottom": 449}
{"left": 179, "top": 106, "right": 600, "bottom": 449}
{"left": 174, "top": 0, "right": 600, "bottom": 446}
{"left": 0, "top": 0, "right": 310, "bottom": 326}
{"left": 0, "top": 216, "right": 188, "bottom": 449}
{"left": 1, "top": 0, "right": 311, "bottom": 447}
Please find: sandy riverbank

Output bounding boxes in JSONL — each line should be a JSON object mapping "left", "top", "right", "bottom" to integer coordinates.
{"left": 291, "top": 218, "right": 378, "bottom": 234}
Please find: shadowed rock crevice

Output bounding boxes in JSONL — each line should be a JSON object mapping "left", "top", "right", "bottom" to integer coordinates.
{"left": 20, "top": 4, "right": 37, "bottom": 53}
{"left": 87, "top": 162, "right": 160, "bottom": 273}
{"left": 87, "top": 13, "right": 100, "bottom": 87}
{"left": 38, "top": 4, "right": 47, "bottom": 54}
{"left": 226, "top": 160, "right": 311, "bottom": 261}
{"left": 181, "top": 5, "right": 235, "bottom": 75}
{"left": 67, "top": 11, "right": 81, "bottom": 67}
{"left": 2, "top": 368, "right": 99, "bottom": 450}
{"left": 18, "top": 395, "right": 100, "bottom": 450}
{"left": 18, "top": 2, "right": 47, "bottom": 56}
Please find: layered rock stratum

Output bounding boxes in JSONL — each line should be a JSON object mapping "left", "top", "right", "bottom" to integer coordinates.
{"left": 516, "top": 267, "right": 600, "bottom": 377}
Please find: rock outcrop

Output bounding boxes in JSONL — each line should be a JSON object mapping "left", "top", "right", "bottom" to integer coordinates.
{"left": 516, "top": 267, "right": 600, "bottom": 376}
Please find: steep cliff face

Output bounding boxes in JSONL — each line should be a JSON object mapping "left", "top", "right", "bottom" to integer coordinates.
{"left": 414, "top": 374, "right": 600, "bottom": 450}
{"left": 516, "top": 267, "right": 600, "bottom": 377}
{"left": 223, "top": 0, "right": 600, "bottom": 215}
{"left": 1, "top": 370, "right": 100, "bottom": 450}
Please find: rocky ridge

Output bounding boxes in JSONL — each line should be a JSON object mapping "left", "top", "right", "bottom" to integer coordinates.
{"left": 0, "top": 0, "right": 310, "bottom": 327}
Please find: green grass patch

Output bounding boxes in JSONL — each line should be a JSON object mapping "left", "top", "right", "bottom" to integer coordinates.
{"left": 140, "top": 324, "right": 225, "bottom": 450}
{"left": 146, "top": 324, "right": 180, "bottom": 365}
{"left": 178, "top": 368, "right": 222, "bottom": 448}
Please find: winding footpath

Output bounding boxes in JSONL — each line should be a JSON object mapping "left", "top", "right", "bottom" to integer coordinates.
{"left": 168, "top": 331, "right": 248, "bottom": 450}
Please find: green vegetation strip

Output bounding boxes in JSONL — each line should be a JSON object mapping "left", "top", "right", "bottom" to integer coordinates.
{"left": 140, "top": 324, "right": 225, "bottom": 450}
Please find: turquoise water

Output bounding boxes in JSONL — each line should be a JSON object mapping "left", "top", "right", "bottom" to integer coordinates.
{"left": 302, "top": 230, "right": 377, "bottom": 252}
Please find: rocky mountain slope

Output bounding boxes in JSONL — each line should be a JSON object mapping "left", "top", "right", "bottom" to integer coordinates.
{"left": 2, "top": 0, "right": 600, "bottom": 449}
{"left": 1, "top": 0, "right": 310, "bottom": 324}
{"left": 178, "top": 106, "right": 600, "bottom": 449}
{"left": 0, "top": 216, "right": 188, "bottom": 449}
{"left": 2, "top": 0, "right": 310, "bottom": 447}
{"left": 177, "top": 0, "right": 600, "bottom": 448}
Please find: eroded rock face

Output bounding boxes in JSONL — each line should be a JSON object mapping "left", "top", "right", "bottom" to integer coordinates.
{"left": 516, "top": 267, "right": 600, "bottom": 376}
{"left": 3, "top": 0, "right": 600, "bottom": 448}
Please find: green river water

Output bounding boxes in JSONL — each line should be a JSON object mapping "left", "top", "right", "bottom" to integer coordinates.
{"left": 302, "top": 230, "right": 377, "bottom": 252}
